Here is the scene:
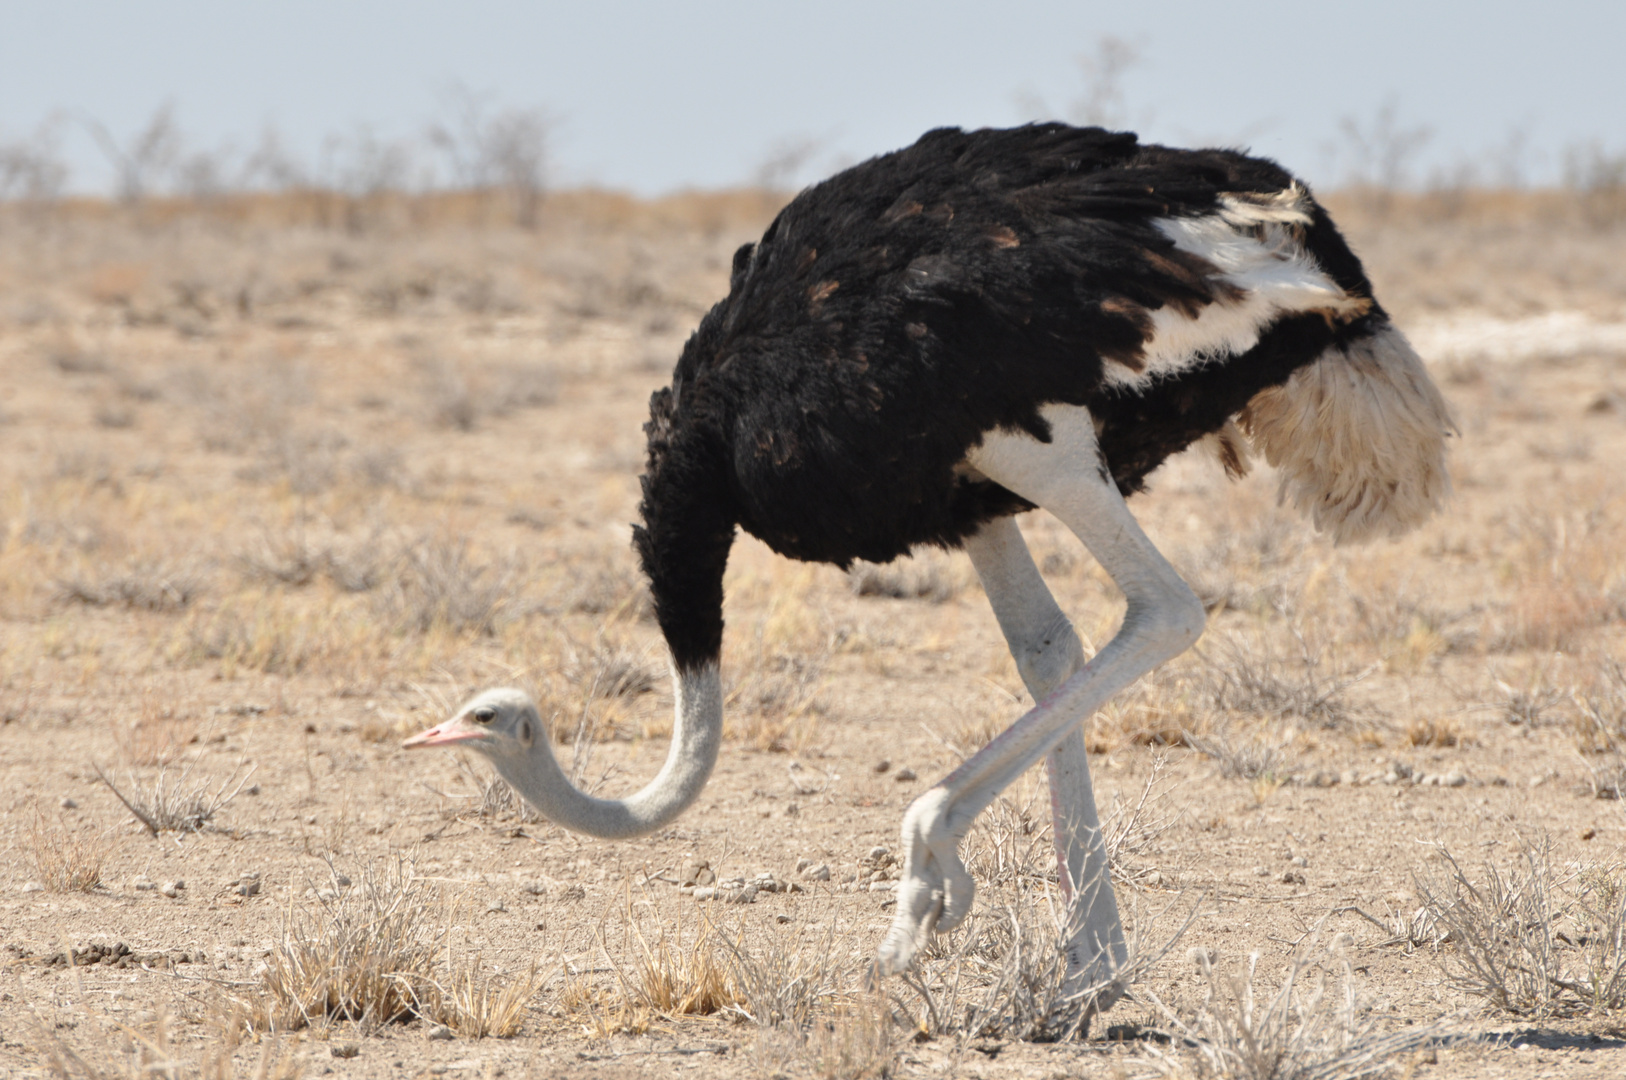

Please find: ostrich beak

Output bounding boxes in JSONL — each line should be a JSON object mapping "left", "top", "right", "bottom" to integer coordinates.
{"left": 402, "top": 719, "right": 490, "bottom": 750}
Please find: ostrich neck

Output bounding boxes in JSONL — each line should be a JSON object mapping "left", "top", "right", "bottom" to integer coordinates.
{"left": 490, "top": 664, "right": 722, "bottom": 840}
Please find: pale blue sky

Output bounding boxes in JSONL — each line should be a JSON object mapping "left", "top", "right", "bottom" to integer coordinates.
{"left": 2, "top": 0, "right": 1621, "bottom": 194}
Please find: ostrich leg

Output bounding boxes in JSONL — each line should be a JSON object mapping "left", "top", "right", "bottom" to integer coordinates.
{"left": 963, "top": 516, "right": 1126, "bottom": 998}
{"left": 878, "top": 403, "right": 1204, "bottom": 985}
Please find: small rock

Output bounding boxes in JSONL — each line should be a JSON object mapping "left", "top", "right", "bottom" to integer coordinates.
{"left": 894, "top": 768, "right": 917, "bottom": 783}
{"left": 874, "top": 760, "right": 891, "bottom": 774}
{"left": 867, "top": 845, "right": 891, "bottom": 863}
{"left": 1252, "top": 866, "right": 1270, "bottom": 877}
{"left": 331, "top": 1044, "right": 360, "bottom": 1059}
{"left": 1340, "top": 770, "right": 1359, "bottom": 786}
{"left": 681, "top": 860, "right": 715, "bottom": 888}
{"left": 425, "top": 1024, "right": 454, "bottom": 1041}
{"left": 22, "top": 881, "right": 44, "bottom": 893}
{"left": 333, "top": 873, "right": 351, "bottom": 887}
{"left": 775, "top": 913, "right": 791, "bottom": 924}
{"left": 246, "top": 784, "right": 261, "bottom": 796}
{"left": 523, "top": 881, "right": 547, "bottom": 896}
{"left": 869, "top": 881, "right": 895, "bottom": 893}
{"left": 1330, "top": 932, "right": 1356, "bottom": 952}
{"left": 1290, "top": 855, "right": 1309, "bottom": 868}
{"left": 796, "top": 857, "right": 812, "bottom": 873}
{"left": 486, "top": 900, "right": 506, "bottom": 914}
{"left": 785, "top": 802, "right": 799, "bottom": 816}
{"left": 1281, "top": 870, "right": 1306, "bottom": 885}
{"left": 693, "top": 886, "right": 716, "bottom": 901}
{"left": 727, "top": 884, "right": 760, "bottom": 904}
{"left": 235, "top": 877, "right": 261, "bottom": 897}
{"left": 559, "top": 884, "right": 586, "bottom": 902}
{"left": 804, "top": 863, "right": 830, "bottom": 881}
{"left": 160, "top": 882, "right": 180, "bottom": 898}
{"left": 60, "top": 797, "right": 78, "bottom": 810}
{"left": 1441, "top": 772, "right": 1467, "bottom": 787}
{"left": 132, "top": 875, "right": 155, "bottom": 891}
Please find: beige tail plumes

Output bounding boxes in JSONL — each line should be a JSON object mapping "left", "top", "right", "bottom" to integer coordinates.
{"left": 1240, "top": 321, "right": 1455, "bottom": 544}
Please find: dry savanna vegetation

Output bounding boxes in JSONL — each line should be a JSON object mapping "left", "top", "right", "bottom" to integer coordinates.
{"left": 2, "top": 182, "right": 1626, "bottom": 1079}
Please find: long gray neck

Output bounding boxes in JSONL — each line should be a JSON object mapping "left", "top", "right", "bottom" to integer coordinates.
{"left": 490, "top": 664, "right": 722, "bottom": 839}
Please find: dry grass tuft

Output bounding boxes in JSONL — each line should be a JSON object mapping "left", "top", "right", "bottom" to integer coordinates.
{"left": 1415, "top": 834, "right": 1626, "bottom": 1017}
{"left": 93, "top": 758, "right": 255, "bottom": 836}
{"left": 248, "top": 859, "right": 541, "bottom": 1036}
{"left": 20, "top": 806, "right": 111, "bottom": 892}
{"left": 1143, "top": 949, "right": 1445, "bottom": 1080}
{"left": 563, "top": 904, "right": 744, "bottom": 1036}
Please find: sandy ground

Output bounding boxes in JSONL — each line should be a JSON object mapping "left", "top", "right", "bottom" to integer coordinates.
{"left": 2, "top": 188, "right": 1626, "bottom": 1078}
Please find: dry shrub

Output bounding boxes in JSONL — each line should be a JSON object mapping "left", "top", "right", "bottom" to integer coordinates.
{"left": 1143, "top": 950, "right": 1444, "bottom": 1080}
{"left": 848, "top": 549, "right": 969, "bottom": 603}
{"left": 562, "top": 634, "right": 660, "bottom": 701}
{"left": 93, "top": 758, "right": 254, "bottom": 836}
{"left": 237, "top": 528, "right": 387, "bottom": 592}
{"left": 57, "top": 558, "right": 208, "bottom": 612}
{"left": 1184, "top": 721, "right": 1292, "bottom": 782}
{"left": 248, "top": 859, "right": 540, "bottom": 1036}
{"left": 1415, "top": 834, "right": 1626, "bottom": 1017}
{"left": 726, "top": 656, "right": 827, "bottom": 752}
{"left": 112, "top": 693, "right": 199, "bottom": 765}
{"left": 1501, "top": 582, "right": 1613, "bottom": 653}
{"left": 452, "top": 755, "right": 543, "bottom": 824}
{"left": 727, "top": 919, "right": 860, "bottom": 1031}
{"left": 756, "top": 995, "right": 896, "bottom": 1080}
{"left": 1572, "top": 656, "right": 1626, "bottom": 754}
{"left": 1403, "top": 713, "right": 1470, "bottom": 748}
{"left": 905, "top": 884, "right": 1198, "bottom": 1043}
{"left": 181, "top": 595, "right": 352, "bottom": 676}
{"left": 33, "top": 1007, "right": 303, "bottom": 1080}
{"left": 377, "top": 536, "right": 525, "bottom": 635}
{"left": 1202, "top": 622, "right": 1373, "bottom": 728}
{"left": 1490, "top": 500, "right": 1626, "bottom": 652}
{"left": 20, "top": 806, "right": 111, "bottom": 892}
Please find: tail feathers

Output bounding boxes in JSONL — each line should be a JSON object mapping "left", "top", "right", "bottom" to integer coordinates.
{"left": 1240, "top": 321, "right": 1455, "bottom": 544}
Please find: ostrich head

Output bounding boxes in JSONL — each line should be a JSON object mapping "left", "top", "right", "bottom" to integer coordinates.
{"left": 401, "top": 668, "right": 722, "bottom": 840}
{"left": 402, "top": 688, "right": 541, "bottom": 759}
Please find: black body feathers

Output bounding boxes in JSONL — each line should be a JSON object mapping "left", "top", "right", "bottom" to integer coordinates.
{"left": 635, "top": 123, "right": 1382, "bottom": 669}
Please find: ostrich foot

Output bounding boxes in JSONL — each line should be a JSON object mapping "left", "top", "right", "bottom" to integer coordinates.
{"left": 874, "top": 787, "right": 975, "bottom": 975}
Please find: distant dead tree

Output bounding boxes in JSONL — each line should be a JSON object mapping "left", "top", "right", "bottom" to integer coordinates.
{"left": 241, "top": 124, "right": 312, "bottom": 192}
{"left": 753, "top": 136, "right": 825, "bottom": 193}
{"left": 428, "top": 85, "right": 550, "bottom": 227}
{"left": 1328, "top": 98, "right": 1432, "bottom": 215}
{"left": 85, "top": 102, "right": 185, "bottom": 203}
{"left": 0, "top": 117, "right": 70, "bottom": 202}
{"left": 1068, "top": 36, "right": 1141, "bottom": 128}
{"left": 1014, "top": 35, "right": 1144, "bottom": 131}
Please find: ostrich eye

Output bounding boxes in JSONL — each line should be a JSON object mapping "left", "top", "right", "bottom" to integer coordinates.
{"left": 472, "top": 706, "right": 497, "bottom": 724}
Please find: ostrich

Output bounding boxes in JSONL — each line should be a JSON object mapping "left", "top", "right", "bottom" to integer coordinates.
{"left": 404, "top": 123, "right": 1453, "bottom": 1014}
